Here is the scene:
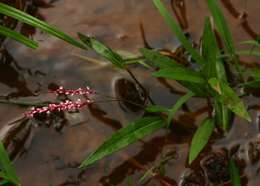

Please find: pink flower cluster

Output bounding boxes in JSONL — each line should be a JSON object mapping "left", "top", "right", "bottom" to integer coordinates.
{"left": 25, "top": 86, "right": 95, "bottom": 118}
{"left": 51, "top": 86, "right": 96, "bottom": 96}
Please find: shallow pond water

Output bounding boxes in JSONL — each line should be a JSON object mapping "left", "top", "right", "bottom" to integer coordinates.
{"left": 0, "top": 0, "right": 260, "bottom": 185}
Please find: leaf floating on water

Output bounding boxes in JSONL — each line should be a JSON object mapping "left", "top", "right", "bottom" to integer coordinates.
{"left": 80, "top": 117, "right": 165, "bottom": 168}
{"left": 189, "top": 118, "right": 214, "bottom": 164}
{"left": 209, "top": 78, "right": 251, "bottom": 122}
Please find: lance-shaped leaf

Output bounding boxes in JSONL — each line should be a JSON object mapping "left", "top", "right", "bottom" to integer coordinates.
{"left": 0, "top": 25, "right": 38, "bottom": 49}
{"left": 167, "top": 91, "right": 194, "bottom": 126}
{"left": 140, "top": 48, "right": 183, "bottom": 69}
{"left": 145, "top": 105, "right": 169, "bottom": 113}
{"left": 202, "top": 18, "right": 231, "bottom": 132}
{"left": 78, "top": 33, "right": 125, "bottom": 69}
{"left": 0, "top": 3, "right": 84, "bottom": 49}
{"left": 228, "top": 158, "right": 241, "bottom": 186}
{"left": 80, "top": 117, "right": 165, "bottom": 168}
{"left": 152, "top": 68, "right": 205, "bottom": 84}
{"left": 189, "top": 118, "right": 214, "bottom": 164}
{"left": 0, "top": 141, "right": 20, "bottom": 186}
{"left": 153, "top": 0, "right": 204, "bottom": 66}
{"left": 202, "top": 17, "right": 218, "bottom": 79}
{"left": 209, "top": 78, "right": 251, "bottom": 122}
{"left": 206, "top": 0, "right": 235, "bottom": 58}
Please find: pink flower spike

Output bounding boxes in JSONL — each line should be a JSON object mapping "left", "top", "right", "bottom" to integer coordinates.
{"left": 25, "top": 99, "right": 93, "bottom": 118}
{"left": 50, "top": 86, "right": 96, "bottom": 96}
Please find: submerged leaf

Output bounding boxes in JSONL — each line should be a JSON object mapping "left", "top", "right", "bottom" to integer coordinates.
{"left": 78, "top": 33, "right": 125, "bottom": 69}
{"left": 80, "top": 117, "right": 165, "bottom": 168}
{"left": 152, "top": 68, "right": 205, "bottom": 84}
{"left": 153, "top": 0, "right": 204, "bottom": 66}
{"left": 0, "top": 3, "right": 84, "bottom": 49}
{"left": 228, "top": 158, "right": 241, "bottom": 186}
{"left": 189, "top": 118, "right": 214, "bottom": 164}
{"left": 0, "top": 25, "right": 38, "bottom": 49}
{"left": 209, "top": 78, "right": 251, "bottom": 122}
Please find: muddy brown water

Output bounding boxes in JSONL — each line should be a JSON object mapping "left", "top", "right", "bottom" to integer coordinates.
{"left": 0, "top": 0, "right": 260, "bottom": 185}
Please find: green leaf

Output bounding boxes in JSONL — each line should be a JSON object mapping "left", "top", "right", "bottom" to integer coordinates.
{"left": 167, "top": 91, "right": 194, "bottom": 126}
{"left": 237, "top": 50, "right": 260, "bottom": 57}
{"left": 213, "top": 100, "right": 232, "bottom": 132}
{"left": 0, "top": 25, "right": 38, "bottom": 49}
{"left": 0, "top": 141, "right": 20, "bottom": 186}
{"left": 78, "top": 33, "right": 125, "bottom": 69}
{"left": 140, "top": 48, "right": 183, "bottom": 69}
{"left": 145, "top": 105, "right": 169, "bottom": 113}
{"left": 201, "top": 17, "right": 227, "bottom": 82}
{"left": 240, "top": 40, "right": 260, "bottom": 47}
{"left": 153, "top": 0, "right": 204, "bottom": 66}
{"left": 209, "top": 78, "right": 251, "bottom": 122}
{"left": 206, "top": 0, "right": 235, "bottom": 58}
{"left": 240, "top": 81, "right": 260, "bottom": 88}
{"left": 152, "top": 68, "right": 205, "bottom": 84}
{"left": 201, "top": 18, "right": 231, "bottom": 132}
{"left": 189, "top": 118, "right": 214, "bottom": 164}
{"left": 202, "top": 17, "right": 218, "bottom": 79}
{"left": 180, "top": 81, "right": 208, "bottom": 97}
{"left": 0, "top": 2, "right": 84, "bottom": 49}
{"left": 228, "top": 158, "right": 241, "bottom": 186}
{"left": 249, "top": 68, "right": 260, "bottom": 79}
{"left": 80, "top": 117, "right": 165, "bottom": 168}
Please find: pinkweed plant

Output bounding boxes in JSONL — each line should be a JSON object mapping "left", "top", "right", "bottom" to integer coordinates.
{"left": 25, "top": 86, "right": 95, "bottom": 118}
{"left": 50, "top": 86, "right": 96, "bottom": 96}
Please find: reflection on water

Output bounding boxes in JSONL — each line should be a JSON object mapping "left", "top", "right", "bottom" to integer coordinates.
{"left": 0, "top": 0, "right": 260, "bottom": 185}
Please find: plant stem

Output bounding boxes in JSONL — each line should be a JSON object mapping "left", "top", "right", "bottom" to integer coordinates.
{"left": 126, "top": 68, "right": 155, "bottom": 105}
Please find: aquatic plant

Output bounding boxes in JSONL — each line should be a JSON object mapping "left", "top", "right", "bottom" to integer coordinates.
{"left": 0, "top": 141, "right": 20, "bottom": 186}
{"left": 1, "top": 0, "right": 260, "bottom": 185}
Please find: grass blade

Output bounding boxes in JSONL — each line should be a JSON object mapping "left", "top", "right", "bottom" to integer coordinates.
{"left": 0, "top": 2, "right": 84, "bottom": 49}
{"left": 153, "top": 0, "right": 204, "bottom": 66}
{"left": 0, "top": 141, "right": 20, "bottom": 186}
{"left": 202, "top": 17, "right": 218, "bottom": 79}
{"left": 140, "top": 48, "right": 183, "bottom": 68}
{"left": 167, "top": 91, "right": 194, "bottom": 126}
{"left": 237, "top": 50, "right": 260, "bottom": 57}
{"left": 145, "top": 105, "right": 169, "bottom": 113}
{"left": 189, "top": 118, "right": 214, "bottom": 164}
{"left": 202, "top": 18, "right": 231, "bottom": 132}
{"left": 0, "top": 25, "right": 38, "bottom": 49}
{"left": 80, "top": 117, "right": 165, "bottom": 169}
{"left": 240, "top": 40, "right": 260, "bottom": 47}
{"left": 209, "top": 78, "right": 251, "bottom": 122}
{"left": 78, "top": 33, "right": 125, "bottom": 69}
{"left": 228, "top": 158, "right": 241, "bottom": 186}
{"left": 206, "top": 0, "right": 235, "bottom": 57}
{"left": 152, "top": 68, "right": 205, "bottom": 84}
